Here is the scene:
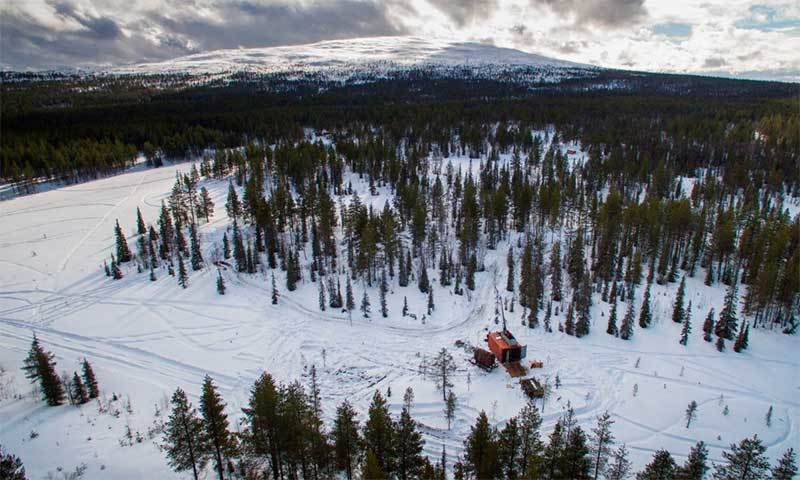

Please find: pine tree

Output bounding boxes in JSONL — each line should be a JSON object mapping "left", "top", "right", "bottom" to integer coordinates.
{"left": 241, "top": 373, "right": 281, "bottom": 480}
{"left": 363, "top": 449, "right": 386, "bottom": 480}
{"left": 733, "top": 320, "right": 748, "bottom": 352}
{"left": 716, "top": 280, "right": 739, "bottom": 340}
{"left": 551, "top": 242, "right": 563, "bottom": 302}
{"left": 676, "top": 441, "right": 708, "bottom": 480}
{"left": 163, "top": 387, "right": 207, "bottom": 480}
{"left": 605, "top": 444, "right": 632, "bottom": 480}
{"left": 575, "top": 274, "right": 592, "bottom": 338}
{"left": 431, "top": 348, "right": 456, "bottom": 401}
{"left": 498, "top": 417, "right": 521, "bottom": 480}
{"left": 270, "top": 273, "right": 278, "bottom": 304}
{"left": 639, "top": 281, "right": 652, "bottom": 328}
{"left": 402, "top": 296, "right": 409, "bottom": 317}
{"left": 345, "top": 277, "right": 355, "bottom": 311}
{"left": 607, "top": 296, "right": 619, "bottom": 336}
{"left": 445, "top": 390, "right": 457, "bottom": 430}
{"left": 463, "top": 411, "right": 498, "bottom": 480}
{"left": 363, "top": 390, "right": 396, "bottom": 477}
{"left": 189, "top": 223, "right": 203, "bottom": 271}
{"left": 565, "top": 302, "right": 576, "bottom": 336}
{"left": 703, "top": 309, "right": 715, "bottom": 342}
{"left": 81, "top": 358, "right": 99, "bottom": 398}
{"left": 104, "top": 260, "right": 111, "bottom": 276}
{"left": 71, "top": 372, "right": 89, "bottom": 405}
{"left": 380, "top": 271, "right": 388, "bottom": 318}
{"left": 467, "top": 254, "right": 477, "bottom": 291}
{"left": 544, "top": 301, "right": 553, "bottom": 333}
{"left": 716, "top": 336, "right": 726, "bottom": 352}
{"left": 222, "top": 232, "right": 231, "bottom": 260}
{"left": 361, "top": 290, "right": 371, "bottom": 318}
{"left": 637, "top": 449, "right": 677, "bottom": 480}
{"left": 506, "top": 247, "right": 515, "bottom": 292}
{"left": 766, "top": 406, "right": 773, "bottom": 427}
{"left": 672, "top": 276, "right": 687, "bottom": 323}
{"left": 396, "top": 397, "right": 425, "bottom": 480}
{"left": 216, "top": 270, "right": 226, "bottom": 295}
{"left": 419, "top": 260, "right": 430, "bottom": 293}
{"left": 590, "top": 411, "right": 615, "bottom": 480}
{"left": 713, "top": 435, "right": 770, "bottom": 480}
{"left": 543, "top": 418, "right": 566, "bottom": 479}
{"left": 200, "top": 375, "right": 234, "bottom": 480}
{"left": 685, "top": 400, "right": 698, "bottom": 428}
{"left": 561, "top": 424, "right": 591, "bottom": 479}
{"left": 333, "top": 400, "right": 361, "bottom": 480}
{"left": 225, "top": 181, "right": 241, "bottom": 220}
{"left": 771, "top": 448, "right": 797, "bottom": 480}
{"left": 22, "top": 335, "right": 65, "bottom": 406}
{"left": 427, "top": 288, "right": 434, "bottom": 315}
{"left": 0, "top": 445, "right": 26, "bottom": 480}
{"left": 111, "top": 255, "right": 123, "bottom": 279}
{"left": 680, "top": 301, "right": 692, "bottom": 346}
{"left": 518, "top": 401, "right": 544, "bottom": 478}
{"left": 115, "top": 219, "right": 132, "bottom": 262}
{"left": 198, "top": 186, "right": 214, "bottom": 222}
{"left": 177, "top": 254, "right": 189, "bottom": 289}
{"left": 318, "top": 279, "right": 326, "bottom": 311}
{"left": 136, "top": 207, "right": 147, "bottom": 235}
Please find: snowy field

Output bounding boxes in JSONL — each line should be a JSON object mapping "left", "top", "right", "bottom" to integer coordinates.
{"left": 0, "top": 159, "right": 798, "bottom": 479}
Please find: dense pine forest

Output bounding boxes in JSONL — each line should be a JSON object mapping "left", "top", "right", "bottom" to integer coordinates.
{"left": 1, "top": 70, "right": 798, "bottom": 479}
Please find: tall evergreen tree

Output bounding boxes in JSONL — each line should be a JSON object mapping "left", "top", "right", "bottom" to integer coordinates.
{"left": 163, "top": 388, "right": 207, "bottom": 480}
{"left": 70, "top": 372, "right": 89, "bottom": 405}
{"left": 607, "top": 296, "right": 619, "bottom": 336}
{"left": 216, "top": 270, "right": 226, "bottom": 295}
{"left": 680, "top": 301, "right": 692, "bottom": 346}
{"left": 380, "top": 271, "right": 388, "bottom": 318}
{"left": 115, "top": 219, "right": 132, "bottom": 263}
{"left": 639, "top": 281, "right": 652, "bottom": 328}
{"left": 333, "top": 400, "right": 361, "bottom": 480}
{"left": 431, "top": 348, "right": 456, "bottom": 401}
{"left": 703, "top": 309, "right": 715, "bottom": 342}
{"left": 22, "top": 335, "right": 65, "bottom": 406}
{"left": 672, "top": 276, "right": 687, "bottom": 323}
{"left": 713, "top": 435, "right": 770, "bottom": 480}
{"left": 81, "top": 358, "right": 99, "bottom": 398}
{"left": 177, "top": 254, "right": 189, "bottom": 289}
{"left": 363, "top": 390, "right": 395, "bottom": 477}
{"left": 242, "top": 372, "right": 281, "bottom": 480}
{"left": 189, "top": 223, "right": 203, "bottom": 271}
{"left": 200, "top": 375, "right": 235, "bottom": 480}
{"left": 637, "top": 450, "right": 677, "bottom": 480}
{"left": 361, "top": 290, "right": 371, "bottom": 318}
{"left": 771, "top": 448, "right": 797, "bottom": 480}
{"left": 676, "top": 441, "right": 708, "bottom": 480}
{"left": 620, "top": 300, "right": 635, "bottom": 340}
{"left": 136, "top": 207, "right": 147, "bottom": 235}
{"left": 0, "top": 445, "right": 26, "bottom": 480}
{"left": 444, "top": 390, "right": 457, "bottom": 430}
{"left": 551, "top": 241, "right": 563, "bottom": 302}
{"left": 605, "top": 444, "right": 632, "bottom": 480}
{"left": 463, "top": 411, "right": 498, "bottom": 480}
{"left": 498, "top": 417, "right": 521, "bottom": 480}
{"left": 395, "top": 396, "right": 425, "bottom": 480}
{"left": 716, "top": 280, "right": 739, "bottom": 340}
{"left": 345, "top": 277, "right": 355, "bottom": 311}
{"left": 271, "top": 273, "right": 278, "bottom": 304}
{"left": 506, "top": 247, "right": 515, "bottom": 292}
{"left": 685, "top": 401, "right": 698, "bottom": 428}
{"left": 590, "top": 412, "right": 615, "bottom": 480}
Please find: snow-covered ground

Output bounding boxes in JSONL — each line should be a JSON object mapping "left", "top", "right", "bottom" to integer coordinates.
{"left": 0, "top": 155, "right": 797, "bottom": 479}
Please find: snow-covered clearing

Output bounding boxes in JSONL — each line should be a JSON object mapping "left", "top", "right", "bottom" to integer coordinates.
{"left": 0, "top": 159, "right": 797, "bottom": 479}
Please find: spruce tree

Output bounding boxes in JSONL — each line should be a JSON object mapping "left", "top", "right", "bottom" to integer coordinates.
{"left": 672, "top": 276, "right": 687, "bottom": 323}
{"left": 71, "top": 372, "right": 89, "bottom": 405}
{"left": 716, "top": 336, "right": 726, "bottom": 352}
{"left": 111, "top": 255, "right": 123, "bottom": 280}
{"left": 677, "top": 441, "right": 708, "bottom": 480}
{"left": 543, "top": 419, "right": 565, "bottom": 479}
{"left": 396, "top": 397, "right": 425, "bottom": 480}
{"left": 0, "top": 446, "right": 26, "bottom": 480}
{"left": 345, "top": 277, "right": 355, "bottom": 311}
{"left": 544, "top": 301, "right": 553, "bottom": 333}
{"left": 560, "top": 423, "right": 591, "bottom": 479}
{"left": 506, "top": 247, "right": 515, "bottom": 292}
{"left": 605, "top": 444, "right": 632, "bottom": 480}
{"left": 703, "top": 309, "right": 715, "bottom": 342}
{"left": 733, "top": 320, "right": 748, "bottom": 352}
{"left": 271, "top": 273, "right": 278, "bottom": 304}
{"left": 565, "top": 302, "right": 576, "bottom": 336}
{"left": 333, "top": 400, "right": 361, "bottom": 480}
{"left": 637, "top": 449, "right": 677, "bottom": 480}
{"left": 363, "top": 390, "right": 396, "bottom": 477}
{"left": 163, "top": 387, "right": 207, "bottom": 480}
{"left": 771, "top": 448, "right": 797, "bottom": 480}
{"left": 200, "top": 375, "right": 234, "bottom": 480}
{"left": 639, "top": 281, "right": 652, "bottom": 328}
{"left": 241, "top": 372, "right": 281, "bottom": 480}
{"left": 680, "top": 301, "right": 692, "bottom": 346}
{"left": 81, "top": 358, "right": 99, "bottom": 398}
{"left": 115, "top": 219, "right": 132, "bottom": 263}
{"left": 419, "top": 260, "right": 430, "bottom": 293}
{"left": 133, "top": 209, "right": 145, "bottom": 237}
{"left": 431, "top": 348, "right": 456, "bottom": 401}
{"left": 575, "top": 274, "right": 592, "bottom": 338}
{"left": 361, "top": 290, "right": 371, "bottom": 318}
{"left": 177, "top": 254, "right": 189, "bottom": 289}
{"left": 716, "top": 280, "right": 739, "bottom": 340}
{"left": 380, "top": 271, "right": 388, "bottom": 318}
{"left": 551, "top": 242, "right": 563, "bottom": 302}
{"left": 463, "top": 411, "right": 498, "bottom": 480}
{"left": 518, "top": 401, "right": 544, "bottom": 478}
{"left": 427, "top": 288, "right": 434, "bottom": 315}
{"left": 607, "top": 296, "right": 619, "bottom": 336}
{"left": 590, "top": 411, "right": 615, "bottom": 480}
{"left": 363, "top": 449, "right": 386, "bottom": 480}
{"left": 498, "top": 417, "right": 521, "bottom": 480}
{"left": 713, "top": 435, "right": 770, "bottom": 480}
{"left": 216, "top": 270, "right": 226, "bottom": 295}
{"left": 685, "top": 400, "right": 698, "bottom": 428}
{"left": 22, "top": 335, "right": 65, "bottom": 406}
{"left": 318, "top": 279, "right": 326, "bottom": 311}
{"left": 444, "top": 390, "right": 456, "bottom": 430}
{"left": 222, "top": 232, "right": 231, "bottom": 260}
{"left": 189, "top": 223, "right": 203, "bottom": 271}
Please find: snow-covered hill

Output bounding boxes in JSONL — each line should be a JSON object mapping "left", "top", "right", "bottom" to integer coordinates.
{"left": 113, "top": 36, "right": 596, "bottom": 83}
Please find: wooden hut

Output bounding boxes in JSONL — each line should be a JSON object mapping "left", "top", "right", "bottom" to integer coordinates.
{"left": 473, "top": 348, "right": 497, "bottom": 371}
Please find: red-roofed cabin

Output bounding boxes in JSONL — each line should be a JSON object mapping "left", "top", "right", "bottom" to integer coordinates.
{"left": 487, "top": 329, "right": 527, "bottom": 364}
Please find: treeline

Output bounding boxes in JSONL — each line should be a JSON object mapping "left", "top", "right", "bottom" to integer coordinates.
{"left": 160, "top": 370, "right": 797, "bottom": 480}
{"left": 2, "top": 71, "right": 797, "bottom": 197}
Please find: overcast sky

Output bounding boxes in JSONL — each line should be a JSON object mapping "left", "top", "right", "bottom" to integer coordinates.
{"left": 1, "top": 0, "right": 798, "bottom": 81}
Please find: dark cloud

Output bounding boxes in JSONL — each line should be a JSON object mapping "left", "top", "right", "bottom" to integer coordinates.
{"left": 428, "top": 0, "right": 499, "bottom": 27}
{"left": 532, "top": 0, "right": 647, "bottom": 29}
{"left": 0, "top": 0, "right": 405, "bottom": 70}
{"left": 703, "top": 56, "right": 727, "bottom": 68}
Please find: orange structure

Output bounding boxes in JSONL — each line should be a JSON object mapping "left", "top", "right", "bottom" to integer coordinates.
{"left": 487, "top": 329, "right": 527, "bottom": 364}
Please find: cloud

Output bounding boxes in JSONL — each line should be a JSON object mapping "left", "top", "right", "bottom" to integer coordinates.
{"left": 702, "top": 56, "right": 727, "bottom": 68}
{"left": 532, "top": 0, "right": 647, "bottom": 29}
{"left": 734, "top": 4, "right": 800, "bottom": 32}
{"left": 652, "top": 22, "right": 692, "bottom": 38}
{"left": 0, "top": 0, "right": 405, "bottom": 70}
{"left": 426, "top": 0, "right": 498, "bottom": 27}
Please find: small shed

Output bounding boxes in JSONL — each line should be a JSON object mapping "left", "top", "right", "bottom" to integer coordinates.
{"left": 487, "top": 329, "right": 527, "bottom": 364}
{"left": 473, "top": 348, "right": 497, "bottom": 371}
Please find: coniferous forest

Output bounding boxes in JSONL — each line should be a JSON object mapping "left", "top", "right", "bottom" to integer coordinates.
{"left": 1, "top": 67, "right": 799, "bottom": 479}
